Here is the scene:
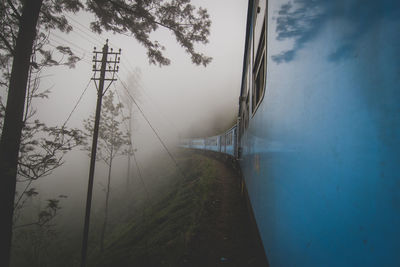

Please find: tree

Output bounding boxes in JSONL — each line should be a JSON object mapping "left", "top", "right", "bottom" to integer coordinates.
{"left": 0, "top": 1, "right": 83, "bottom": 265}
{"left": 0, "top": 45, "right": 83, "bottom": 267}
{"left": 0, "top": 1, "right": 211, "bottom": 265}
{"left": 12, "top": 193, "right": 66, "bottom": 267}
{"left": 83, "top": 90, "right": 132, "bottom": 253}
{"left": 122, "top": 71, "right": 142, "bottom": 194}
{"left": 0, "top": 41, "right": 83, "bottom": 222}
{"left": 13, "top": 189, "right": 65, "bottom": 228}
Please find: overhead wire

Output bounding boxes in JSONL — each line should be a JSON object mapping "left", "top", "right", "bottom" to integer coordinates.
{"left": 113, "top": 84, "right": 151, "bottom": 264}
{"left": 116, "top": 74, "right": 186, "bottom": 179}
{"left": 28, "top": 26, "right": 95, "bottom": 128}
{"left": 46, "top": 41, "right": 93, "bottom": 67}
{"left": 59, "top": 14, "right": 145, "bottom": 85}
{"left": 68, "top": 28, "right": 103, "bottom": 49}
{"left": 64, "top": 13, "right": 106, "bottom": 45}
{"left": 44, "top": 42, "right": 94, "bottom": 72}
{"left": 59, "top": 17, "right": 159, "bottom": 104}
{"left": 37, "top": 19, "right": 161, "bottom": 195}
{"left": 115, "top": 69, "right": 175, "bottom": 134}
{"left": 117, "top": 68, "right": 179, "bottom": 135}
{"left": 38, "top": 26, "right": 99, "bottom": 66}
{"left": 50, "top": 32, "right": 92, "bottom": 55}
{"left": 63, "top": 13, "right": 119, "bottom": 49}
{"left": 45, "top": 15, "right": 186, "bottom": 177}
{"left": 132, "top": 150, "right": 150, "bottom": 199}
{"left": 40, "top": 13, "right": 138, "bottom": 93}
{"left": 112, "top": 84, "right": 150, "bottom": 199}
{"left": 62, "top": 78, "right": 93, "bottom": 128}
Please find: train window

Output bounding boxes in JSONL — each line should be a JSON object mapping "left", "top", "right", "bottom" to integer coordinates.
{"left": 240, "top": 72, "right": 250, "bottom": 133}
{"left": 245, "top": 94, "right": 249, "bottom": 128}
{"left": 252, "top": 18, "right": 266, "bottom": 114}
{"left": 226, "top": 132, "right": 232, "bottom": 146}
{"left": 206, "top": 138, "right": 217, "bottom": 146}
{"left": 253, "top": 0, "right": 267, "bottom": 50}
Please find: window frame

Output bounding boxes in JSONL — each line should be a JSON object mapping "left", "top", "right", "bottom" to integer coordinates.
{"left": 251, "top": 10, "right": 267, "bottom": 116}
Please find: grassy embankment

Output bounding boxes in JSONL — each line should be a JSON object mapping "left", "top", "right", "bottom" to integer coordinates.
{"left": 89, "top": 151, "right": 218, "bottom": 267}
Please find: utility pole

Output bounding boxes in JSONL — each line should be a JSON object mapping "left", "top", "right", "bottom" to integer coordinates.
{"left": 81, "top": 40, "right": 120, "bottom": 267}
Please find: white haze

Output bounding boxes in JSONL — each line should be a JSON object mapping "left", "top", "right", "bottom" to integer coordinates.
{"left": 14, "top": 0, "right": 248, "bottom": 232}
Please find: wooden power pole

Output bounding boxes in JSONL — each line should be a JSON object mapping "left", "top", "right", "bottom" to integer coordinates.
{"left": 81, "top": 40, "right": 120, "bottom": 267}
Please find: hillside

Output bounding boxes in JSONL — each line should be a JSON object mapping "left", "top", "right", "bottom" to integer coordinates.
{"left": 88, "top": 151, "right": 267, "bottom": 267}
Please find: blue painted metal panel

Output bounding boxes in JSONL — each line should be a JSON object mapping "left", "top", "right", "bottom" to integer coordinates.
{"left": 239, "top": 0, "right": 400, "bottom": 266}
{"left": 190, "top": 138, "right": 205, "bottom": 150}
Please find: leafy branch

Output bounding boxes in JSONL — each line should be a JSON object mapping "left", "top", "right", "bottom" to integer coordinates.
{"left": 13, "top": 197, "right": 64, "bottom": 229}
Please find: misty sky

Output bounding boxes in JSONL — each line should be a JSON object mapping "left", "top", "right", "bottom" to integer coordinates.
{"left": 17, "top": 0, "right": 249, "bottom": 211}
{"left": 37, "top": 0, "right": 249, "bottom": 139}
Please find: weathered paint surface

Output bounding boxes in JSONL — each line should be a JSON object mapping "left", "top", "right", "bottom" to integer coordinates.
{"left": 240, "top": 0, "right": 400, "bottom": 266}
{"left": 181, "top": 0, "right": 400, "bottom": 265}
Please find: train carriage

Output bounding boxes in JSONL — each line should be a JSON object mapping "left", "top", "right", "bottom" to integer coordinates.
{"left": 182, "top": 0, "right": 400, "bottom": 266}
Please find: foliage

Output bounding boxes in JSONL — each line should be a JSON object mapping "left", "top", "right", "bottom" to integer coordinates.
{"left": 11, "top": 194, "right": 67, "bottom": 267}
{"left": 83, "top": 89, "right": 132, "bottom": 252}
{"left": 83, "top": 90, "right": 132, "bottom": 164}
{"left": 89, "top": 152, "right": 217, "bottom": 266}
{"left": 0, "top": 0, "right": 212, "bottom": 205}
{"left": 0, "top": 67, "right": 85, "bottom": 183}
{"left": 0, "top": 0, "right": 211, "bottom": 84}
{"left": 0, "top": 0, "right": 85, "bottom": 186}
{"left": 0, "top": 0, "right": 211, "bottom": 264}
{"left": 0, "top": 0, "right": 82, "bottom": 87}
{"left": 18, "top": 120, "right": 84, "bottom": 180}
{"left": 0, "top": 45, "right": 83, "bottom": 239}
{"left": 87, "top": 0, "right": 212, "bottom": 66}
{"left": 14, "top": 196, "right": 63, "bottom": 229}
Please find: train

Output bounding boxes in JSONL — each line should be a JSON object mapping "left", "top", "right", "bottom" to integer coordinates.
{"left": 182, "top": 0, "right": 400, "bottom": 266}
{"left": 181, "top": 125, "right": 238, "bottom": 156}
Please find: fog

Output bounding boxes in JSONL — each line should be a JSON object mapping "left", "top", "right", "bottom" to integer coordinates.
{"left": 8, "top": 1, "right": 249, "bottom": 265}
{"left": 25, "top": 0, "right": 248, "bottom": 190}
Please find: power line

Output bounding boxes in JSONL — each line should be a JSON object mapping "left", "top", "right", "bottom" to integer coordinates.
{"left": 69, "top": 28, "right": 103, "bottom": 48}
{"left": 47, "top": 41, "right": 93, "bottom": 67}
{"left": 118, "top": 70, "right": 180, "bottom": 140}
{"left": 59, "top": 17, "right": 143, "bottom": 83}
{"left": 124, "top": 58, "right": 137, "bottom": 75}
{"left": 39, "top": 23, "right": 103, "bottom": 61}
{"left": 112, "top": 85, "right": 150, "bottom": 264}
{"left": 64, "top": 14, "right": 106, "bottom": 45}
{"left": 131, "top": 73, "right": 179, "bottom": 131}
{"left": 63, "top": 13, "right": 119, "bottom": 48}
{"left": 113, "top": 85, "right": 131, "bottom": 130}
{"left": 132, "top": 150, "right": 150, "bottom": 199}
{"left": 62, "top": 78, "right": 92, "bottom": 128}
{"left": 81, "top": 40, "right": 120, "bottom": 267}
{"left": 50, "top": 33, "right": 92, "bottom": 54}
{"left": 116, "top": 75, "right": 185, "bottom": 178}
{"left": 113, "top": 85, "right": 150, "bottom": 199}
{"left": 40, "top": 14, "right": 138, "bottom": 94}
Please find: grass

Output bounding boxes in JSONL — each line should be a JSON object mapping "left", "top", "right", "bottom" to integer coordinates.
{"left": 89, "top": 152, "right": 218, "bottom": 267}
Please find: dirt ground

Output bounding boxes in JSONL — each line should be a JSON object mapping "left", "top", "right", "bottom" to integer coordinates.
{"left": 183, "top": 152, "right": 269, "bottom": 267}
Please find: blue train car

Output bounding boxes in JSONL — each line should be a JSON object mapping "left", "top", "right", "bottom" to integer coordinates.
{"left": 237, "top": 0, "right": 400, "bottom": 266}
{"left": 181, "top": 0, "right": 400, "bottom": 265}
{"left": 204, "top": 135, "right": 219, "bottom": 152}
{"left": 187, "top": 138, "right": 205, "bottom": 150}
{"left": 181, "top": 126, "right": 237, "bottom": 156}
{"left": 227, "top": 126, "right": 237, "bottom": 156}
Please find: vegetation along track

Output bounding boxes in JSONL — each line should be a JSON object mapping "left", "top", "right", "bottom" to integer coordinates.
{"left": 91, "top": 150, "right": 268, "bottom": 267}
